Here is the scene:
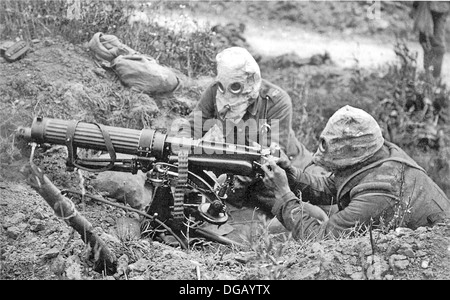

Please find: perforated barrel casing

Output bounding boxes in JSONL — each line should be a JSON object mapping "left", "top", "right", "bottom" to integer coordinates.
{"left": 29, "top": 117, "right": 150, "bottom": 155}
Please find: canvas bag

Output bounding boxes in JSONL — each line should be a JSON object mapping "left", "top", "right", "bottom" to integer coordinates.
{"left": 112, "top": 54, "right": 180, "bottom": 94}
{"left": 88, "top": 32, "right": 138, "bottom": 62}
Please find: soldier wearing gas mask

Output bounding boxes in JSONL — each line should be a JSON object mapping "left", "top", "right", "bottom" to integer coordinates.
{"left": 261, "top": 105, "right": 450, "bottom": 240}
{"left": 180, "top": 47, "right": 324, "bottom": 216}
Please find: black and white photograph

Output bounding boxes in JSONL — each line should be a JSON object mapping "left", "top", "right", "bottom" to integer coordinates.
{"left": 1, "top": 0, "right": 449, "bottom": 283}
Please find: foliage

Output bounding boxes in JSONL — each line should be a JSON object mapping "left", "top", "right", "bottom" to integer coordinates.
{"left": 375, "top": 41, "right": 450, "bottom": 197}
{"left": 0, "top": 0, "right": 225, "bottom": 165}
{"left": 118, "top": 20, "right": 218, "bottom": 78}
{"left": 0, "top": 0, "right": 223, "bottom": 77}
{"left": 0, "top": 0, "right": 130, "bottom": 44}
{"left": 239, "top": 215, "right": 291, "bottom": 280}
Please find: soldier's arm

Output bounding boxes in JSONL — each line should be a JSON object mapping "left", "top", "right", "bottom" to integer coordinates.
{"left": 281, "top": 161, "right": 337, "bottom": 205}
{"left": 272, "top": 181, "right": 397, "bottom": 240}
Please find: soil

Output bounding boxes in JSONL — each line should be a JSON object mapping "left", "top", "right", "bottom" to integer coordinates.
{"left": 1, "top": 1, "right": 450, "bottom": 282}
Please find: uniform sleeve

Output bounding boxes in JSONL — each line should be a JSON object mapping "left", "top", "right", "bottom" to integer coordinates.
{"left": 272, "top": 181, "right": 398, "bottom": 241}
{"left": 292, "top": 169, "right": 337, "bottom": 205}
{"left": 323, "top": 182, "right": 398, "bottom": 237}
{"left": 264, "top": 91, "right": 292, "bottom": 152}
{"left": 272, "top": 191, "right": 327, "bottom": 241}
{"left": 186, "top": 85, "right": 217, "bottom": 139}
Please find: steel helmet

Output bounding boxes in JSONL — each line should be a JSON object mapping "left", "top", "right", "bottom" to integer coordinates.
{"left": 313, "top": 105, "right": 384, "bottom": 170}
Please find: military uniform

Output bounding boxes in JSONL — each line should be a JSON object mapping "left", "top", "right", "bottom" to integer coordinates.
{"left": 273, "top": 141, "right": 450, "bottom": 240}
{"left": 188, "top": 79, "right": 311, "bottom": 168}
{"left": 413, "top": 1, "right": 450, "bottom": 78}
{"left": 263, "top": 105, "right": 450, "bottom": 240}
{"left": 185, "top": 79, "right": 317, "bottom": 214}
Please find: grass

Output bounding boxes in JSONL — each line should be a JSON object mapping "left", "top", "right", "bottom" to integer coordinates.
{"left": 0, "top": 0, "right": 221, "bottom": 77}
{"left": 238, "top": 215, "right": 291, "bottom": 279}
{"left": 1, "top": 0, "right": 450, "bottom": 280}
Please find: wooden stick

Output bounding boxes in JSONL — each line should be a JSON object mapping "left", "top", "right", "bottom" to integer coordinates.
{"left": 20, "top": 162, "right": 117, "bottom": 275}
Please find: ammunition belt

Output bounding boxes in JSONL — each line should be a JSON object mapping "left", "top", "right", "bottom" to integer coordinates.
{"left": 173, "top": 150, "right": 189, "bottom": 220}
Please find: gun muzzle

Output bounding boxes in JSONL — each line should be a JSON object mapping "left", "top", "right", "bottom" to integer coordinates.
{"left": 16, "top": 126, "right": 31, "bottom": 140}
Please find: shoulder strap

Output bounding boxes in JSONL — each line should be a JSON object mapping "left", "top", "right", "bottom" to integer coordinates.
{"left": 262, "top": 95, "right": 270, "bottom": 120}
{"left": 336, "top": 157, "right": 426, "bottom": 200}
{"left": 66, "top": 121, "right": 117, "bottom": 172}
{"left": 258, "top": 95, "right": 272, "bottom": 137}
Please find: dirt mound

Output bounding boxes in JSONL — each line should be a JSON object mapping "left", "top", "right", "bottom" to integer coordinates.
{"left": 0, "top": 36, "right": 197, "bottom": 180}
{"left": 2, "top": 178, "right": 450, "bottom": 280}
{"left": 1, "top": 2, "right": 450, "bottom": 282}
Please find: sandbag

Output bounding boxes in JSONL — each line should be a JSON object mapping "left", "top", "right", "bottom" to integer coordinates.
{"left": 91, "top": 169, "right": 154, "bottom": 210}
{"left": 112, "top": 54, "right": 180, "bottom": 94}
{"left": 88, "top": 32, "right": 138, "bottom": 62}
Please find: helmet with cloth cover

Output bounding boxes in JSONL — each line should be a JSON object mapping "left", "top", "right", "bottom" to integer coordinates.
{"left": 313, "top": 105, "right": 384, "bottom": 171}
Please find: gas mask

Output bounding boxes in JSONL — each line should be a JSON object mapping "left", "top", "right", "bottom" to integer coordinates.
{"left": 215, "top": 47, "right": 262, "bottom": 124}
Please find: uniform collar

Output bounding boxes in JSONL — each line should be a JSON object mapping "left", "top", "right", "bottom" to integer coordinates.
{"left": 334, "top": 144, "right": 390, "bottom": 200}
{"left": 336, "top": 145, "right": 390, "bottom": 178}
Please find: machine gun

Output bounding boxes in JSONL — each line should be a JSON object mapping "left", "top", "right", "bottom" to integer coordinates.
{"left": 17, "top": 116, "right": 280, "bottom": 247}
